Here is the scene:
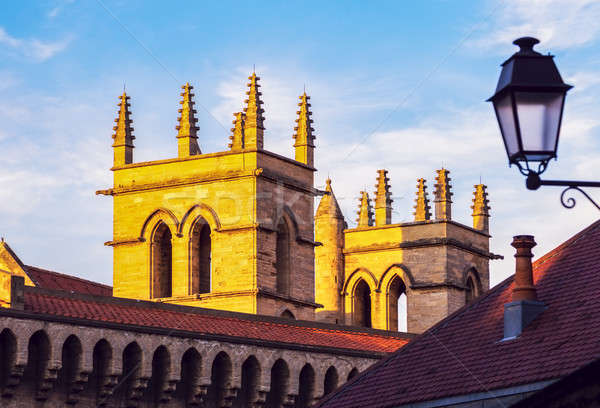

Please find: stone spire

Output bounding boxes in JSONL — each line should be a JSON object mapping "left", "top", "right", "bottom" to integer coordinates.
{"left": 112, "top": 91, "right": 135, "bottom": 167}
{"left": 374, "top": 170, "right": 393, "bottom": 226}
{"left": 356, "top": 191, "right": 374, "bottom": 227}
{"left": 471, "top": 184, "right": 490, "bottom": 233}
{"left": 293, "top": 92, "right": 316, "bottom": 167}
{"left": 413, "top": 178, "right": 432, "bottom": 222}
{"left": 316, "top": 179, "right": 344, "bottom": 219}
{"left": 243, "top": 72, "right": 265, "bottom": 150}
{"left": 228, "top": 112, "right": 245, "bottom": 151}
{"left": 176, "top": 83, "right": 201, "bottom": 157}
{"left": 434, "top": 168, "right": 453, "bottom": 221}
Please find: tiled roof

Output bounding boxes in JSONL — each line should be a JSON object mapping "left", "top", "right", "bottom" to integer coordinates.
{"left": 25, "top": 265, "right": 112, "bottom": 297}
{"left": 21, "top": 290, "right": 409, "bottom": 355}
{"left": 318, "top": 220, "right": 600, "bottom": 407}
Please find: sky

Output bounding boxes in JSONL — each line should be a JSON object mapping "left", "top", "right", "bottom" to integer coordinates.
{"left": 1, "top": 0, "right": 600, "bottom": 287}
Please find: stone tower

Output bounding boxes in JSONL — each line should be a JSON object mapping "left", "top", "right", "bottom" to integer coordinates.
{"left": 315, "top": 179, "right": 345, "bottom": 323}
{"left": 98, "top": 74, "right": 319, "bottom": 320}
{"left": 315, "top": 169, "right": 494, "bottom": 333}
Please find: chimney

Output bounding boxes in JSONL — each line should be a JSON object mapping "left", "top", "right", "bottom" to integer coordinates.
{"left": 503, "top": 235, "right": 545, "bottom": 340}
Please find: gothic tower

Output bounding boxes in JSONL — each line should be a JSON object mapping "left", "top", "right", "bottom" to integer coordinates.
{"left": 98, "top": 75, "right": 319, "bottom": 320}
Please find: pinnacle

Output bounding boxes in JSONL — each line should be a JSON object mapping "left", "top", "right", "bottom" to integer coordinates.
{"left": 471, "top": 184, "right": 491, "bottom": 216}
{"left": 229, "top": 112, "right": 245, "bottom": 150}
{"left": 293, "top": 92, "right": 315, "bottom": 147}
{"left": 112, "top": 91, "right": 135, "bottom": 147}
{"left": 176, "top": 82, "right": 200, "bottom": 139}
{"left": 243, "top": 72, "right": 265, "bottom": 130}
{"left": 413, "top": 178, "right": 432, "bottom": 222}
{"left": 356, "top": 191, "right": 374, "bottom": 227}
{"left": 374, "top": 169, "right": 392, "bottom": 206}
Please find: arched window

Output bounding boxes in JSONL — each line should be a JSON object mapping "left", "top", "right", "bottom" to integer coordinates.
{"left": 119, "top": 342, "right": 142, "bottom": 403}
{"left": 58, "top": 335, "right": 82, "bottom": 399}
{"left": 353, "top": 280, "right": 372, "bottom": 328}
{"left": 465, "top": 275, "right": 477, "bottom": 304}
{"left": 191, "top": 218, "right": 212, "bottom": 294}
{"left": 236, "top": 356, "right": 260, "bottom": 408}
{"left": 89, "top": 339, "right": 111, "bottom": 402}
{"left": 177, "top": 348, "right": 201, "bottom": 404}
{"left": 0, "top": 329, "right": 16, "bottom": 393}
{"left": 388, "top": 276, "right": 407, "bottom": 332}
{"left": 208, "top": 352, "right": 232, "bottom": 408}
{"left": 152, "top": 222, "right": 172, "bottom": 298}
{"left": 280, "top": 309, "right": 295, "bottom": 319}
{"left": 265, "top": 359, "right": 289, "bottom": 408}
{"left": 147, "top": 346, "right": 170, "bottom": 404}
{"left": 275, "top": 218, "right": 291, "bottom": 295}
{"left": 347, "top": 368, "right": 359, "bottom": 381}
{"left": 323, "top": 366, "right": 338, "bottom": 396}
{"left": 296, "top": 364, "right": 315, "bottom": 408}
{"left": 24, "top": 330, "right": 50, "bottom": 394}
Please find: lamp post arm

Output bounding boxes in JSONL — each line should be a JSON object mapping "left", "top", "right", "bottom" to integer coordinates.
{"left": 525, "top": 173, "right": 600, "bottom": 211}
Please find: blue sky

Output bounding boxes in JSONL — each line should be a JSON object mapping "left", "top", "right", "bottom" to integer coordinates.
{"left": 1, "top": 0, "right": 600, "bottom": 287}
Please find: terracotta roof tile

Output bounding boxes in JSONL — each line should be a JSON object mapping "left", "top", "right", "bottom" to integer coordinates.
{"left": 25, "top": 265, "right": 112, "bottom": 297}
{"left": 318, "top": 220, "right": 600, "bottom": 407}
{"left": 22, "top": 290, "right": 409, "bottom": 354}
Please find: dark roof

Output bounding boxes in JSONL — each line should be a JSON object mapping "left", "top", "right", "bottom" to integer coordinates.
{"left": 25, "top": 265, "right": 112, "bottom": 297}
{"left": 17, "top": 288, "right": 410, "bottom": 355}
{"left": 318, "top": 220, "right": 600, "bottom": 408}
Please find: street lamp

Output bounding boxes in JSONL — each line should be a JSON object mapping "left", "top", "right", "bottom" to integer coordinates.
{"left": 489, "top": 37, "right": 600, "bottom": 210}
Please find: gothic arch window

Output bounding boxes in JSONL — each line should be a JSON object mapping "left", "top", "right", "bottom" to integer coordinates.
{"left": 275, "top": 217, "right": 291, "bottom": 295}
{"left": 388, "top": 275, "right": 408, "bottom": 332}
{"left": 24, "top": 330, "right": 50, "bottom": 394}
{"left": 152, "top": 222, "right": 173, "bottom": 298}
{"left": 296, "top": 364, "right": 315, "bottom": 408}
{"left": 177, "top": 348, "right": 201, "bottom": 404}
{"left": 190, "top": 218, "right": 212, "bottom": 294}
{"left": 237, "top": 356, "right": 260, "bottom": 408}
{"left": 265, "top": 359, "right": 289, "bottom": 408}
{"left": 323, "top": 366, "right": 339, "bottom": 396}
{"left": 353, "top": 279, "right": 372, "bottom": 328}
{"left": 280, "top": 309, "right": 295, "bottom": 319}
{"left": 58, "top": 335, "right": 82, "bottom": 398}
{"left": 89, "top": 339, "right": 111, "bottom": 402}
{"left": 465, "top": 275, "right": 477, "bottom": 304}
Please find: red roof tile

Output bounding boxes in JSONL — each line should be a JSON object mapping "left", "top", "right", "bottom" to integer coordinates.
{"left": 319, "top": 220, "right": 600, "bottom": 407}
{"left": 25, "top": 265, "right": 112, "bottom": 297}
{"left": 21, "top": 290, "right": 409, "bottom": 354}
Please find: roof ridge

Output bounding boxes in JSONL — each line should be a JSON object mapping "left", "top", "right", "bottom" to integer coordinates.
{"left": 25, "top": 265, "right": 112, "bottom": 289}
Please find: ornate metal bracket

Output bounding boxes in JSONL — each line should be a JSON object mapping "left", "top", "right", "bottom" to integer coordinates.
{"left": 525, "top": 172, "right": 600, "bottom": 211}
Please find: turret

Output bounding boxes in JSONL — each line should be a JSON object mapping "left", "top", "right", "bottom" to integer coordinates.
{"left": 471, "top": 184, "right": 491, "bottom": 233}
{"left": 112, "top": 92, "right": 135, "bottom": 167}
{"left": 413, "top": 178, "right": 432, "bottom": 222}
{"left": 434, "top": 168, "right": 452, "bottom": 221}
{"left": 356, "top": 191, "right": 374, "bottom": 227}
{"left": 374, "top": 169, "right": 393, "bottom": 226}
{"left": 243, "top": 72, "right": 265, "bottom": 150}
{"left": 315, "top": 179, "right": 346, "bottom": 323}
{"left": 229, "top": 112, "right": 245, "bottom": 151}
{"left": 293, "top": 92, "right": 316, "bottom": 167}
{"left": 176, "top": 83, "right": 201, "bottom": 157}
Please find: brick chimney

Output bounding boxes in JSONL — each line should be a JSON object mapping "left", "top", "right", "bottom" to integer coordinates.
{"left": 503, "top": 235, "right": 545, "bottom": 340}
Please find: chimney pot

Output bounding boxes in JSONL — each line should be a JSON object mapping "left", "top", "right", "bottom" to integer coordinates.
{"left": 503, "top": 234, "right": 545, "bottom": 340}
{"left": 511, "top": 235, "right": 537, "bottom": 301}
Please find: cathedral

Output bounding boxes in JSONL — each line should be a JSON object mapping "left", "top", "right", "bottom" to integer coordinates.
{"left": 0, "top": 73, "right": 497, "bottom": 407}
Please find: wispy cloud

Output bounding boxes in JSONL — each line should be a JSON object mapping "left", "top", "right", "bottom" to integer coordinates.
{"left": 47, "top": 0, "right": 75, "bottom": 19}
{"left": 474, "top": 0, "right": 600, "bottom": 52}
{"left": 0, "top": 27, "right": 72, "bottom": 62}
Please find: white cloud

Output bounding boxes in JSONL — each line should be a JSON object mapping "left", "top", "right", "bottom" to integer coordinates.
{"left": 475, "top": 0, "right": 600, "bottom": 51}
{"left": 0, "top": 27, "right": 72, "bottom": 62}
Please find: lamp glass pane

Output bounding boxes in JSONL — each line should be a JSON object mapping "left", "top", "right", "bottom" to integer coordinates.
{"left": 514, "top": 91, "right": 564, "bottom": 161}
{"left": 494, "top": 93, "right": 519, "bottom": 157}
